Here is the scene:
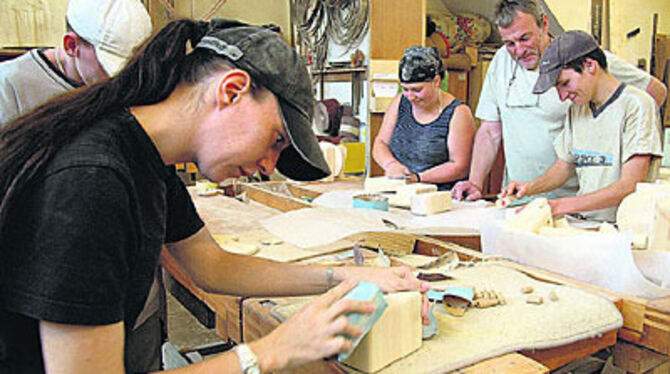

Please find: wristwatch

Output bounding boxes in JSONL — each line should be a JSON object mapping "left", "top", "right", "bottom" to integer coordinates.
{"left": 234, "top": 344, "right": 261, "bottom": 374}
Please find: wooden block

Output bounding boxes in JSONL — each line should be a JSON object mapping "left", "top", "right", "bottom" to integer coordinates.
{"left": 646, "top": 360, "right": 670, "bottom": 374}
{"left": 648, "top": 194, "right": 670, "bottom": 251}
{"left": 389, "top": 183, "right": 438, "bottom": 207}
{"left": 505, "top": 197, "right": 553, "bottom": 233}
{"left": 455, "top": 353, "right": 549, "bottom": 374}
{"left": 343, "top": 292, "right": 422, "bottom": 373}
{"left": 410, "top": 191, "right": 452, "bottom": 215}
{"left": 613, "top": 341, "right": 670, "bottom": 373}
{"left": 364, "top": 176, "right": 407, "bottom": 193}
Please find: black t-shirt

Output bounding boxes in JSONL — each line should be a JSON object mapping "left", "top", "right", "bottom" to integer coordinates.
{"left": 0, "top": 110, "right": 204, "bottom": 373}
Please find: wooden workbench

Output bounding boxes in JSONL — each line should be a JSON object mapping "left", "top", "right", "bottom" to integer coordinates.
{"left": 159, "top": 181, "right": 638, "bottom": 372}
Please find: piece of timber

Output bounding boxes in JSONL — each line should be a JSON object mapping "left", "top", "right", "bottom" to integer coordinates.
{"left": 342, "top": 292, "right": 422, "bottom": 372}
{"left": 451, "top": 354, "right": 548, "bottom": 374}
{"left": 522, "top": 330, "right": 617, "bottom": 370}
{"left": 160, "top": 248, "right": 244, "bottom": 342}
{"left": 242, "top": 183, "right": 312, "bottom": 212}
{"left": 242, "top": 297, "right": 548, "bottom": 374}
{"left": 614, "top": 341, "right": 670, "bottom": 373}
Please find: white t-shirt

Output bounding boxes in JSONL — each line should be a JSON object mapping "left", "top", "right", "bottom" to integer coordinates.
{"left": 554, "top": 84, "right": 663, "bottom": 222}
{"left": 476, "top": 48, "right": 651, "bottom": 198}
{"left": 0, "top": 49, "right": 75, "bottom": 127}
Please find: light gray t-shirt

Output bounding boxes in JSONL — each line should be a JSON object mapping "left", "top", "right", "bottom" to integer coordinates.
{"left": 476, "top": 48, "right": 651, "bottom": 198}
{"left": 554, "top": 84, "right": 663, "bottom": 222}
{"left": 0, "top": 49, "right": 75, "bottom": 127}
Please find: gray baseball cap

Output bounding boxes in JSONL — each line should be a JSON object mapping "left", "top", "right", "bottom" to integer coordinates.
{"left": 399, "top": 46, "right": 443, "bottom": 83}
{"left": 195, "top": 20, "right": 330, "bottom": 181}
{"left": 533, "top": 30, "right": 599, "bottom": 94}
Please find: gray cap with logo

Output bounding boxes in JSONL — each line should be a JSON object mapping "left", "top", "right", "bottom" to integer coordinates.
{"left": 195, "top": 20, "right": 330, "bottom": 181}
{"left": 533, "top": 30, "right": 600, "bottom": 94}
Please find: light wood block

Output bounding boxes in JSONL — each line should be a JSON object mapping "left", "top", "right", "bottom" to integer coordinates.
{"left": 411, "top": 191, "right": 452, "bottom": 215}
{"left": 505, "top": 197, "right": 553, "bottom": 233}
{"left": 613, "top": 341, "right": 670, "bottom": 373}
{"left": 343, "top": 292, "right": 422, "bottom": 372}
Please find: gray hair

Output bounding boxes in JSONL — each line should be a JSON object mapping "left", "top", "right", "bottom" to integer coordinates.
{"left": 494, "top": 0, "right": 544, "bottom": 28}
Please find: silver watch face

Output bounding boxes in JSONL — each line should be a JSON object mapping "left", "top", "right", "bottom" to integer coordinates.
{"left": 245, "top": 367, "right": 261, "bottom": 374}
{"left": 236, "top": 344, "right": 260, "bottom": 374}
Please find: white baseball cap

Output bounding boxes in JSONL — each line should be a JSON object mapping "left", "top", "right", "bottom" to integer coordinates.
{"left": 66, "top": 0, "right": 153, "bottom": 76}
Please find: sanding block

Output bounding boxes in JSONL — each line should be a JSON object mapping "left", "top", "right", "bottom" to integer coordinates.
{"left": 338, "top": 281, "right": 388, "bottom": 361}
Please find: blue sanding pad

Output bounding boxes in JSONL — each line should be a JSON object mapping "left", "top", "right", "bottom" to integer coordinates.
{"left": 338, "top": 281, "right": 388, "bottom": 361}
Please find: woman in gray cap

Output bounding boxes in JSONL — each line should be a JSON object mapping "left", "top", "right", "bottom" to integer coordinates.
{"left": 0, "top": 19, "right": 429, "bottom": 373}
{"left": 373, "top": 46, "right": 475, "bottom": 190}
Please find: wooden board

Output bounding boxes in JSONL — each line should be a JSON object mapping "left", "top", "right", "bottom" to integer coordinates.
{"left": 369, "top": 0, "right": 425, "bottom": 60}
{"left": 614, "top": 341, "right": 670, "bottom": 373}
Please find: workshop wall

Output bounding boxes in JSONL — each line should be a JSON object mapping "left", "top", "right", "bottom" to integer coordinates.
{"left": 546, "top": 0, "right": 670, "bottom": 69}
{"left": 172, "top": 0, "right": 291, "bottom": 44}
{"left": 0, "top": 0, "right": 68, "bottom": 48}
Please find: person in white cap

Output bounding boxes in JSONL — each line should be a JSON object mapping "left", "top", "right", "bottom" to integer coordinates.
{"left": 0, "top": 0, "right": 157, "bottom": 371}
{"left": 0, "top": 0, "right": 152, "bottom": 126}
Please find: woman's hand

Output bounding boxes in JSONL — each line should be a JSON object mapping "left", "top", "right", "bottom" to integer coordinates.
{"left": 252, "top": 279, "right": 372, "bottom": 370}
{"left": 338, "top": 266, "right": 431, "bottom": 324}
{"left": 384, "top": 161, "right": 410, "bottom": 179}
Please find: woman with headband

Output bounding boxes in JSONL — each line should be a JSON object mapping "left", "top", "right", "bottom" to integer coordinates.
{"left": 373, "top": 46, "right": 475, "bottom": 190}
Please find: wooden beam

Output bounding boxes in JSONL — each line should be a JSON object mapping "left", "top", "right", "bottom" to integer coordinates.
{"left": 522, "top": 329, "right": 617, "bottom": 370}
{"left": 614, "top": 341, "right": 670, "bottom": 373}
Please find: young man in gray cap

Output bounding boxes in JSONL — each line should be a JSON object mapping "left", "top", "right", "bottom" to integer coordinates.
{"left": 451, "top": 0, "right": 666, "bottom": 202}
{"left": 0, "top": 0, "right": 152, "bottom": 126}
{"left": 501, "top": 30, "right": 663, "bottom": 222}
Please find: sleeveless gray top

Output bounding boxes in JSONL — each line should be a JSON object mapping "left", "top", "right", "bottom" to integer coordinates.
{"left": 389, "top": 95, "right": 464, "bottom": 190}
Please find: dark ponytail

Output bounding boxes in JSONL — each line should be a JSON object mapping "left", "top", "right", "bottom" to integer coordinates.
{"left": 0, "top": 19, "right": 209, "bottom": 235}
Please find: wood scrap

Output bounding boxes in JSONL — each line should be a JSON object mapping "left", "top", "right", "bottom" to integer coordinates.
{"left": 526, "top": 295, "right": 543, "bottom": 305}
{"left": 521, "top": 286, "right": 534, "bottom": 294}
{"left": 417, "top": 272, "right": 453, "bottom": 282}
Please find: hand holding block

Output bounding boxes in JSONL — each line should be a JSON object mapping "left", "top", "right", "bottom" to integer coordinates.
{"left": 342, "top": 292, "right": 422, "bottom": 372}
{"left": 338, "top": 282, "right": 388, "bottom": 361}
{"left": 504, "top": 197, "right": 553, "bottom": 233}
